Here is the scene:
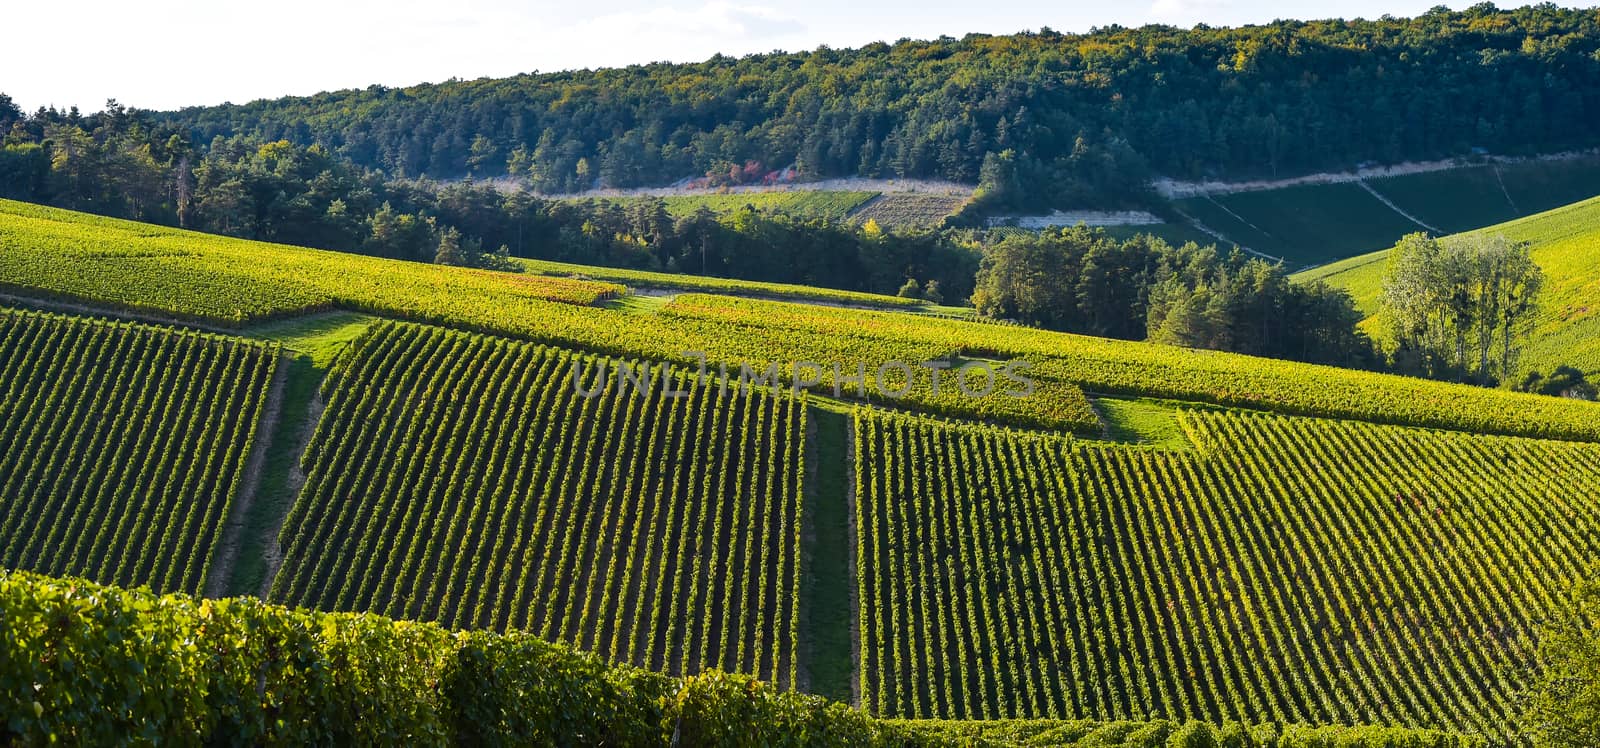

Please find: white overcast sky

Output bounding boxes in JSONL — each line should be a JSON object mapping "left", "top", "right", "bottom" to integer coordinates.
{"left": 6, "top": 0, "right": 1486, "bottom": 113}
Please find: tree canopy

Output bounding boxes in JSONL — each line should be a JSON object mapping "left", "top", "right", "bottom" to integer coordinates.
{"left": 144, "top": 5, "right": 1600, "bottom": 209}
{"left": 971, "top": 227, "right": 1375, "bottom": 367}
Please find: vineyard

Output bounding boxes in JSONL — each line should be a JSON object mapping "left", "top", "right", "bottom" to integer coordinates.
{"left": 575, "top": 190, "right": 880, "bottom": 221}
{"left": 0, "top": 308, "right": 278, "bottom": 594}
{"left": 0, "top": 260, "right": 1596, "bottom": 743}
{"left": 855, "top": 407, "right": 1600, "bottom": 740}
{"left": 1172, "top": 155, "right": 1600, "bottom": 267}
{"left": 848, "top": 193, "right": 969, "bottom": 228}
{"left": 7, "top": 199, "right": 1600, "bottom": 440}
{"left": 1, "top": 569, "right": 1482, "bottom": 747}
{"left": 270, "top": 322, "right": 806, "bottom": 686}
{"left": 0, "top": 199, "right": 621, "bottom": 324}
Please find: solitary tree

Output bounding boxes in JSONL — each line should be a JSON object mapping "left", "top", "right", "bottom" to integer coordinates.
{"left": 435, "top": 226, "right": 468, "bottom": 266}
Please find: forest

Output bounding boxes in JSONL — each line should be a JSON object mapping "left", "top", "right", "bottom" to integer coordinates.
{"left": 0, "top": 108, "right": 982, "bottom": 299}
{"left": 971, "top": 228, "right": 1376, "bottom": 367}
{"left": 141, "top": 4, "right": 1600, "bottom": 209}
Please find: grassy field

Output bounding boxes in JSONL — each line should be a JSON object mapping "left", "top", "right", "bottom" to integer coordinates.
{"left": 1175, "top": 156, "right": 1600, "bottom": 269}
{"left": 1298, "top": 194, "right": 1600, "bottom": 378}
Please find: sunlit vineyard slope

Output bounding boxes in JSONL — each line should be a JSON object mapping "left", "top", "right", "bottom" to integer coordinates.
{"left": 271, "top": 323, "right": 806, "bottom": 686}
{"left": 856, "top": 408, "right": 1600, "bottom": 741}
{"left": 0, "top": 309, "right": 277, "bottom": 593}
{"left": 8, "top": 199, "right": 1600, "bottom": 440}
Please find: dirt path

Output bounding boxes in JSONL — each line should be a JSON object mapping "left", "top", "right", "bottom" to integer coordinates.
{"left": 257, "top": 386, "right": 326, "bottom": 598}
{"left": 205, "top": 354, "right": 292, "bottom": 598}
{"left": 1492, "top": 165, "right": 1521, "bottom": 214}
{"left": 1169, "top": 207, "right": 1287, "bottom": 265}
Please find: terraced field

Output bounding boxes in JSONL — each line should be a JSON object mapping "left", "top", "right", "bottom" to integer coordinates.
{"left": 856, "top": 407, "right": 1600, "bottom": 741}
{"left": 849, "top": 193, "right": 969, "bottom": 228}
{"left": 575, "top": 190, "right": 878, "bottom": 221}
{"left": 272, "top": 322, "right": 806, "bottom": 686}
{"left": 0, "top": 308, "right": 278, "bottom": 594}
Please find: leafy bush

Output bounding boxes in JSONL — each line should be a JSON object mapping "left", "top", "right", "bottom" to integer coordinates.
{"left": 0, "top": 570, "right": 1486, "bottom": 747}
{"left": 1525, "top": 571, "right": 1600, "bottom": 748}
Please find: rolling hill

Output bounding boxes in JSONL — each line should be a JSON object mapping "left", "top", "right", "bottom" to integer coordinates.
{"left": 3, "top": 200, "right": 1600, "bottom": 744}
{"left": 1297, "top": 193, "right": 1600, "bottom": 379}
{"left": 1171, "top": 155, "right": 1600, "bottom": 268}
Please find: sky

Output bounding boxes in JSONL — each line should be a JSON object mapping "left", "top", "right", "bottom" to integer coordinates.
{"left": 6, "top": 0, "right": 1485, "bottom": 113}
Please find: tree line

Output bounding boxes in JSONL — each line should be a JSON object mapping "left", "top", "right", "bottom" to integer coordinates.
{"left": 137, "top": 5, "right": 1600, "bottom": 211}
{"left": 0, "top": 102, "right": 977, "bottom": 297}
{"left": 970, "top": 228, "right": 1377, "bottom": 367}
{"left": 0, "top": 94, "right": 1577, "bottom": 389}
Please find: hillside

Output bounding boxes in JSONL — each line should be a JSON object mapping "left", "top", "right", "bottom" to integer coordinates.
{"left": 0, "top": 309, "right": 277, "bottom": 594}
{"left": 147, "top": 6, "right": 1600, "bottom": 210}
{"left": 517, "top": 256, "right": 935, "bottom": 309}
{"left": 857, "top": 407, "right": 1600, "bottom": 740}
{"left": 5, "top": 203, "right": 1600, "bottom": 743}
{"left": 6, "top": 199, "right": 1599, "bottom": 441}
{"left": 1298, "top": 194, "right": 1600, "bottom": 378}
{"left": 1170, "top": 155, "right": 1600, "bottom": 267}
{"left": 272, "top": 323, "right": 807, "bottom": 687}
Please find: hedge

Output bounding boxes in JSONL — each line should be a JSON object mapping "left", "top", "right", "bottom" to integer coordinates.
{"left": 0, "top": 571, "right": 1485, "bottom": 747}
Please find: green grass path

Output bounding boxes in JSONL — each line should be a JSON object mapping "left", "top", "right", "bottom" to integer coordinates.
{"left": 799, "top": 403, "right": 855, "bottom": 702}
{"left": 223, "top": 312, "right": 377, "bottom": 596}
